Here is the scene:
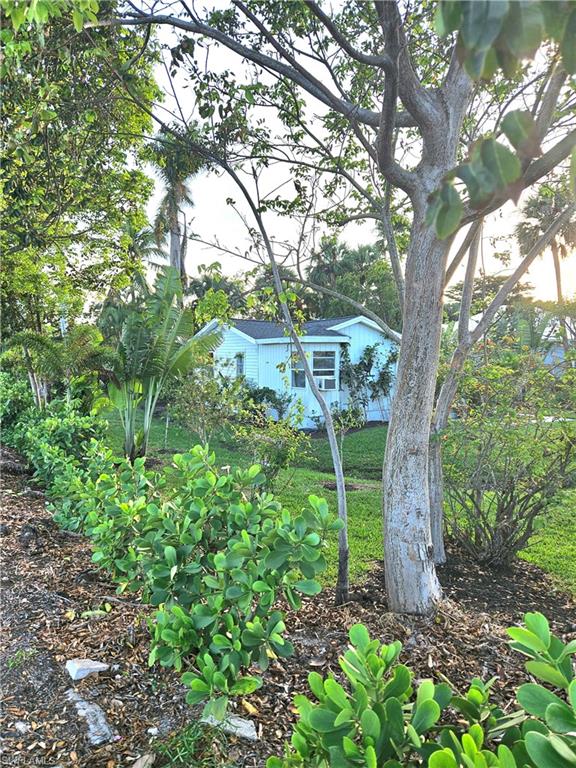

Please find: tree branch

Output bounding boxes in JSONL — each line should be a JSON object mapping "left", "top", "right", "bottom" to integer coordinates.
{"left": 376, "top": 0, "right": 441, "bottom": 130}
{"left": 382, "top": 179, "right": 405, "bottom": 315}
{"left": 534, "top": 64, "right": 567, "bottom": 144}
{"left": 89, "top": 12, "right": 418, "bottom": 129}
{"left": 304, "top": 1, "right": 393, "bottom": 70}
{"left": 471, "top": 202, "right": 576, "bottom": 343}
{"left": 444, "top": 220, "right": 483, "bottom": 287}
{"left": 457, "top": 224, "right": 481, "bottom": 346}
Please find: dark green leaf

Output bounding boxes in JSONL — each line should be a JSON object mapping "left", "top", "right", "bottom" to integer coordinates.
{"left": 525, "top": 732, "right": 576, "bottom": 768}
{"left": 517, "top": 683, "right": 565, "bottom": 718}
{"left": 501, "top": 110, "right": 541, "bottom": 158}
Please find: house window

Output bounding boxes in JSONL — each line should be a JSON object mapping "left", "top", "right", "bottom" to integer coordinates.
{"left": 236, "top": 353, "right": 245, "bottom": 377}
{"left": 291, "top": 354, "right": 306, "bottom": 388}
{"left": 312, "top": 351, "right": 336, "bottom": 377}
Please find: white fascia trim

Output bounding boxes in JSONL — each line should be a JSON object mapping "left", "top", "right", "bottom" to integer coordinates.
{"left": 194, "top": 318, "right": 219, "bottom": 337}
{"left": 256, "top": 335, "right": 349, "bottom": 345}
{"left": 195, "top": 321, "right": 257, "bottom": 344}
{"left": 228, "top": 327, "right": 258, "bottom": 344}
{"left": 328, "top": 316, "right": 384, "bottom": 333}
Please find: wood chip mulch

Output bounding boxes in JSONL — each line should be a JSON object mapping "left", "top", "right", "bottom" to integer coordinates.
{"left": 1, "top": 445, "right": 574, "bottom": 767}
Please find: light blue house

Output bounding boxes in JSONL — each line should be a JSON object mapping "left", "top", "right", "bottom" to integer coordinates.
{"left": 197, "top": 315, "right": 397, "bottom": 428}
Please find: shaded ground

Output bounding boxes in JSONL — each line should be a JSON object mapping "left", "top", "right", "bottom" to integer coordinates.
{"left": 1, "top": 449, "right": 574, "bottom": 767}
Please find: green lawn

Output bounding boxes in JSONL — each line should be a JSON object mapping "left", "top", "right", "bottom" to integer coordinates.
{"left": 105, "top": 414, "right": 576, "bottom": 595}
{"left": 520, "top": 490, "right": 576, "bottom": 595}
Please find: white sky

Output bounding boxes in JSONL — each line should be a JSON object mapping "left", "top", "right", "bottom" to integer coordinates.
{"left": 144, "top": 18, "right": 576, "bottom": 304}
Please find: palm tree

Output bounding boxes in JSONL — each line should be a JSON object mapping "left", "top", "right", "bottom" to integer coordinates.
{"left": 147, "top": 128, "right": 204, "bottom": 290}
{"left": 104, "top": 266, "right": 220, "bottom": 460}
{"left": 7, "top": 325, "right": 113, "bottom": 408}
{"left": 516, "top": 182, "right": 576, "bottom": 354}
{"left": 121, "top": 221, "right": 165, "bottom": 276}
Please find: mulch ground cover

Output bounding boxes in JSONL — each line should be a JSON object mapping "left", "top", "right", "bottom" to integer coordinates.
{"left": 1, "top": 446, "right": 574, "bottom": 767}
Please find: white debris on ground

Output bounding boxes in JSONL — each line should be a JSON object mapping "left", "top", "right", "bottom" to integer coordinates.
{"left": 65, "top": 658, "right": 109, "bottom": 680}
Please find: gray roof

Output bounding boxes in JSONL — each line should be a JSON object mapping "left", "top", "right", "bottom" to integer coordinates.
{"left": 231, "top": 316, "right": 356, "bottom": 340}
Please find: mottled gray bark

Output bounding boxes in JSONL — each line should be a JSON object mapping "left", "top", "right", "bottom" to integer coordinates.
{"left": 380, "top": 41, "right": 472, "bottom": 613}
{"left": 382, "top": 208, "right": 447, "bottom": 613}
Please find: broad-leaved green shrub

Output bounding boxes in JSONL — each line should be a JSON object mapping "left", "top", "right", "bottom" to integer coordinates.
{"left": 96, "top": 448, "right": 340, "bottom": 718}
{"left": 43, "top": 441, "right": 340, "bottom": 719}
{"left": 49, "top": 439, "right": 122, "bottom": 531}
{"left": 0, "top": 372, "right": 34, "bottom": 440}
{"left": 268, "top": 612, "right": 576, "bottom": 767}
{"left": 8, "top": 398, "right": 105, "bottom": 484}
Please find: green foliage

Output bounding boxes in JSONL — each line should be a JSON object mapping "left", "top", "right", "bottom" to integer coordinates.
{"left": 269, "top": 613, "right": 576, "bottom": 767}
{"left": 443, "top": 351, "right": 576, "bottom": 565}
{"left": 100, "top": 266, "right": 220, "bottom": 459}
{"left": 0, "top": 372, "right": 34, "bottom": 437}
{"left": 7, "top": 399, "right": 105, "bottom": 485}
{"left": 16, "top": 405, "right": 340, "bottom": 719}
{"left": 89, "top": 447, "right": 338, "bottom": 716}
{"left": 4, "top": 324, "right": 113, "bottom": 407}
{"left": 436, "top": 1, "right": 576, "bottom": 80}
{"left": 507, "top": 612, "right": 576, "bottom": 768}
{"left": 155, "top": 720, "right": 228, "bottom": 767}
{"left": 340, "top": 344, "right": 397, "bottom": 421}
{"left": 1, "top": 1, "right": 157, "bottom": 338}
{"left": 243, "top": 383, "right": 294, "bottom": 421}
{"left": 430, "top": 0, "right": 575, "bottom": 238}
{"left": 267, "top": 627, "right": 497, "bottom": 767}
{"left": 428, "top": 137, "right": 523, "bottom": 238}
{"left": 144, "top": 126, "right": 205, "bottom": 283}
{"left": 170, "top": 367, "right": 245, "bottom": 444}
{"left": 329, "top": 403, "right": 366, "bottom": 437}
{"left": 232, "top": 401, "right": 311, "bottom": 491}
{"left": 305, "top": 240, "right": 402, "bottom": 332}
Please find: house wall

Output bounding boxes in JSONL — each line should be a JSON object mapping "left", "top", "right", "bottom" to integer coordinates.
{"left": 339, "top": 322, "right": 397, "bottom": 422}
{"left": 212, "top": 321, "right": 397, "bottom": 427}
{"left": 214, "top": 330, "right": 259, "bottom": 384}
{"left": 259, "top": 340, "right": 342, "bottom": 428}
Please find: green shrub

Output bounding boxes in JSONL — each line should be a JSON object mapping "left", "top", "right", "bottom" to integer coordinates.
{"left": 169, "top": 367, "right": 245, "bottom": 444}
{"left": 443, "top": 354, "right": 576, "bottom": 565}
{"left": 0, "top": 372, "right": 34, "bottom": 439}
{"left": 41, "top": 437, "right": 340, "bottom": 720}
{"left": 9, "top": 399, "right": 105, "bottom": 484}
{"left": 244, "top": 383, "right": 294, "bottom": 420}
{"left": 49, "top": 439, "right": 121, "bottom": 531}
{"left": 268, "top": 612, "right": 576, "bottom": 767}
{"left": 142, "top": 449, "right": 339, "bottom": 717}
{"left": 232, "top": 404, "right": 311, "bottom": 491}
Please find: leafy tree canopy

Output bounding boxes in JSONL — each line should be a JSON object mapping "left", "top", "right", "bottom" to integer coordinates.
{"left": 1, "top": 3, "right": 159, "bottom": 335}
{"left": 306, "top": 237, "right": 402, "bottom": 328}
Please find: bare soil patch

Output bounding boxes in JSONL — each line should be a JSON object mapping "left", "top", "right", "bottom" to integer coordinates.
{"left": 321, "top": 480, "right": 377, "bottom": 492}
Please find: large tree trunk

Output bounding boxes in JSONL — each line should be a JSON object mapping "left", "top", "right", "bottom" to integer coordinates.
{"left": 382, "top": 210, "right": 448, "bottom": 614}
{"left": 169, "top": 222, "right": 181, "bottom": 273}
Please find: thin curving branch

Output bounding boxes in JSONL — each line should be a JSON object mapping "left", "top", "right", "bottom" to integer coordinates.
{"left": 283, "top": 276, "right": 402, "bottom": 343}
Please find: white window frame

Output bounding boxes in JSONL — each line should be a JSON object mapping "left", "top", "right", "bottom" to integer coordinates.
{"left": 235, "top": 353, "right": 245, "bottom": 377}
{"left": 312, "top": 350, "right": 336, "bottom": 378}
{"left": 291, "top": 354, "right": 306, "bottom": 388}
